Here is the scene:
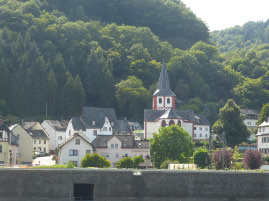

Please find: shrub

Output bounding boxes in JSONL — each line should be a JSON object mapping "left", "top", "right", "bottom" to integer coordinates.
{"left": 160, "top": 159, "right": 179, "bottom": 169}
{"left": 81, "top": 153, "right": 111, "bottom": 168}
{"left": 116, "top": 157, "right": 134, "bottom": 168}
{"left": 193, "top": 148, "right": 210, "bottom": 168}
{"left": 262, "top": 155, "right": 269, "bottom": 164}
{"left": 243, "top": 150, "right": 262, "bottom": 170}
{"left": 133, "top": 155, "right": 144, "bottom": 169}
{"left": 213, "top": 149, "right": 233, "bottom": 170}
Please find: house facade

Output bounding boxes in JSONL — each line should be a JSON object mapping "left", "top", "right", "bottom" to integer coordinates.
{"left": 240, "top": 109, "right": 259, "bottom": 131}
{"left": 27, "top": 129, "right": 49, "bottom": 154}
{"left": 66, "top": 107, "right": 132, "bottom": 141}
{"left": 257, "top": 118, "right": 269, "bottom": 154}
{"left": 9, "top": 124, "right": 33, "bottom": 164}
{"left": 41, "top": 120, "right": 67, "bottom": 152}
{"left": 58, "top": 132, "right": 94, "bottom": 167}
{"left": 144, "top": 62, "right": 210, "bottom": 140}
{"left": 92, "top": 135, "right": 150, "bottom": 167}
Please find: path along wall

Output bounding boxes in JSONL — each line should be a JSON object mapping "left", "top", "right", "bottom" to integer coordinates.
{"left": 0, "top": 169, "right": 269, "bottom": 201}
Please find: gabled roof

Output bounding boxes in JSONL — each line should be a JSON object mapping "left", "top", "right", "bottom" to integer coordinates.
{"left": 193, "top": 113, "right": 210, "bottom": 125}
{"left": 160, "top": 108, "right": 182, "bottom": 119}
{"left": 144, "top": 109, "right": 166, "bottom": 122}
{"left": 153, "top": 61, "right": 175, "bottom": 97}
{"left": 259, "top": 118, "right": 269, "bottom": 127}
{"left": 23, "top": 122, "right": 38, "bottom": 130}
{"left": 80, "top": 106, "right": 118, "bottom": 129}
{"left": 71, "top": 117, "right": 86, "bottom": 131}
{"left": 26, "top": 129, "right": 49, "bottom": 139}
{"left": 44, "top": 120, "right": 68, "bottom": 132}
{"left": 59, "top": 132, "right": 92, "bottom": 149}
{"left": 91, "top": 135, "right": 150, "bottom": 149}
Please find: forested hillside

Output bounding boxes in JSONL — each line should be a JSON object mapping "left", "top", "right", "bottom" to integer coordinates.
{"left": 0, "top": 0, "right": 268, "bottom": 124}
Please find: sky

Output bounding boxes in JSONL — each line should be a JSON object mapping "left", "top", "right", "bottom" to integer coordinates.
{"left": 182, "top": 0, "right": 269, "bottom": 31}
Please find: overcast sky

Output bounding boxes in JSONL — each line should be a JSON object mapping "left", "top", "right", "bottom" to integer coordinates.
{"left": 182, "top": 0, "right": 269, "bottom": 31}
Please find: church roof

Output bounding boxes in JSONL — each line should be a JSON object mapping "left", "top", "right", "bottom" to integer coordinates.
{"left": 153, "top": 61, "right": 175, "bottom": 97}
{"left": 159, "top": 108, "right": 182, "bottom": 119}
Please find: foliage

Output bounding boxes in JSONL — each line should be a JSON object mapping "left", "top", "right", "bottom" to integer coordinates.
{"left": 160, "top": 159, "right": 179, "bottom": 169}
{"left": 262, "top": 155, "right": 269, "bottom": 163}
{"left": 116, "top": 157, "right": 134, "bottom": 168}
{"left": 212, "top": 149, "right": 233, "bottom": 170}
{"left": 243, "top": 150, "right": 262, "bottom": 170}
{"left": 212, "top": 99, "right": 251, "bottom": 147}
{"left": 133, "top": 155, "right": 145, "bottom": 169}
{"left": 232, "top": 146, "right": 241, "bottom": 162}
{"left": 258, "top": 103, "right": 269, "bottom": 125}
{"left": 81, "top": 153, "right": 111, "bottom": 168}
{"left": 193, "top": 148, "right": 210, "bottom": 168}
{"left": 150, "top": 125, "right": 193, "bottom": 168}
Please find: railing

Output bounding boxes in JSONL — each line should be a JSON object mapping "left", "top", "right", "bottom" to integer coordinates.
{"left": 74, "top": 197, "right": 93, "bottom": 201}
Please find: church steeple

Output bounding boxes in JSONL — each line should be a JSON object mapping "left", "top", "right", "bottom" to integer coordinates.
{"left": 152, "top": 61, "right": 176, "bottom": 110}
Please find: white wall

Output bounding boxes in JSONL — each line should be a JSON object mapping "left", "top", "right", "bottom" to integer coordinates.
{"left": 33, "top": 137, "right": 49, "bottom": 153}
{"left": 156, "top": 96, "right": 164, "bottom": 109}
{"left": 58, "top": 136, "right": 93, "bottom": 167}
{"left": 95, "top": 136, "right": 150, "bottom": 167}
{"left": 65, "top": 120, "right": 75, "bottom": 140}
{"left": 193, "top": 125, "right": 210, "bottom": 140}
{"left": 165, "top": 96, "right": 172, "bottom": 108}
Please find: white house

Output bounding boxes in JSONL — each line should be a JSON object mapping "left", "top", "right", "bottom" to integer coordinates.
{"left": 58, "top": 132, "right": 94, "bottom": 167}
{"left": 66, "top": 107, "right": 132, "bottom": 141}
{"left": 257, "top": 118, "right": 269, "bottom": 154}
{"left": 144, "top": 61, "right": 210, "bottom": 140}
{"left": 240, "top": 109, "right": 259, "bottom": 131}
{"left": 92, "top": 135, "right": 150, "bottom": 167}
{"left": 41, "top": 120, "right": 68, "bottom": 152}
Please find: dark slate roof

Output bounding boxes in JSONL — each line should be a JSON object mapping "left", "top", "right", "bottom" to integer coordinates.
{"left": 0, "top": 120, "right": 10, "bottom": 132}
{"left": 128, "top": 122, "right": 143, "bottom": 130}
{"left": 240, "top": 109, "right": 259, "bottom": 115}
{"left": 160, "top": 108, "right": 182, "bottom": 119}
{"left": 92, "top": 135, "right": 150, "bottom": 149}
{"left": 144, "top": 109, "right": 210, "bottom": 125}
{"left": 45, "top": 120, "right": 68, "bottom": 132}
{"left": 80, "top": 107, "right": 118, "bottom": 129}
{"left": 71, "top": 117, "right": 86, "bottom": 131}
{"left": 26, "top": 129, "right": 49, "bottom": 139}
{"left": 144, "top": 109, "right": 166, "bottom": 122}
{"left": 153, "top": 61, "right": 175, "bottom": 97}
{"left": 59, "top": 132, "right": 92, "bottom": 148}
{"left": 115, "top": 119, "right": 132, "bottom": 133}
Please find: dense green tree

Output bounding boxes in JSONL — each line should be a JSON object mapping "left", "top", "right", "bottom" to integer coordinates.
{"left": 212, "top": 99, "right": 250, "bottom": 147}
{"left": 257, "top": 103, "right": 269, "bottom": 125}
{"left": 193, "top": 148, "right": 210, "bottom": 169}
{"left": 116, "top": 157, "right": 134, "bottom": 168}
{"left": 133, "top": 155, "right": 145, "bottom": 169}
{"left": 81, "top": 153, "right": 111, "bottom": 168}
{"left": 150, "top": 125, "right": 193, "bottom": 168}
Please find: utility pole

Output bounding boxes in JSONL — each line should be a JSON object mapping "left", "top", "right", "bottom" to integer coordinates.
{"left": 45, "top": 100, "right": 48, "bottom": 118}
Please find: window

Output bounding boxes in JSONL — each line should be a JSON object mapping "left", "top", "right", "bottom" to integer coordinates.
{"left": 69, "top": 130, "right": 71, "bottom": 137}
{"left": 259, "top": 127, "right": 261, "bottom": 132}
{"left": 205, "top": 134, "right": 208, "bottom": 138}
{"left": 255, "top": 122, "right": 257, "bottom": 125}
{"left": 159, "top": 98, "right": 162, "bottom": 104}
{"left": 58, "top": 136, "right": 62, "bottom": 140}
{"left": 103, "top": 127, "right": 107, "bottom": 131}
{"left": 205, "top": 127, "right": 208, "bottom": 131}
{"left": 92, "top": 121, "right": 96, "bottom": 126}
{"left": 69, "top": 149, "right": 78, "bottom": 156}
{"left": 38, "top": 147, "right": 41, "bottom": 151}
{"left": 194, "top": 127, "right": 196, "bottom": 130}
{"left": 111, "top": 144, "right": 118, "bottom": 149}
{"left": 39, "top": 140, "right": 41, "bottom": 144}
{"left": 178, "top": 121, "right": 181, "bottom": 127}
{"left": 115, "top": 144, "right": 118, "bottom": 148}
{"left": 194, "top": 133, "right": 196, "bottom": 137}
{"left": 34, "top": 147, "right": 36, "bottom": 151}
{"left": 86, "top": 150, "right": 91, "bottom": 154}
{"left": 161, "top": 120, "right": 166, "bottom": 127}
{"left": 200, "top": 134, "right": 202, "bottom": 137}
{"left": 125, "top": 154, "right": 128, "bottom": 157}
{"left": 34, "top": 140, "right": 36, "bottom": 144}
{"left": 76, "top": 139, "right": 80, "bottom": 145}
{"left": 167, "top": 98, "right": 170, "bottom": 104}
{"left": 44, "top": 147, "right": 46, "bottom": 152}
{"left": 44, "top": 140, "right": 46, "bottom": 144}
{"left": 199, "top": 127, "right": 202, "bottom": 131}
{"left": 116, "top": 153, "right": 119, "bottom": 158}
{"left": 0, "top": 145, "right": 2, "bottom": 153}
{"left": 169, "top": 120, "right": 175, "bottom": 126}
{"left": 109, "top": 127, "right": 112, "bottom": 131}
{"left": 93, "top": 130, "right": 97, "bottom": 136}
{"left": 111, "top": 144, "right": 114, "bottom": 148}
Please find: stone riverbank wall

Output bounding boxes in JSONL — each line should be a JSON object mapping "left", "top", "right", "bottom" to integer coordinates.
{"left": 0, "top": 169, "right": 269, "bottom": 201}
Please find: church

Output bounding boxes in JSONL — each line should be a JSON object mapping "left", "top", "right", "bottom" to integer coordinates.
{"left": 144, "top": 62, "right": 210, "bottom": 140}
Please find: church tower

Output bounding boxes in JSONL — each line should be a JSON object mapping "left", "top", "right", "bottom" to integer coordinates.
{"left": 152, "top": 61, "right": 176, "bottom": 110}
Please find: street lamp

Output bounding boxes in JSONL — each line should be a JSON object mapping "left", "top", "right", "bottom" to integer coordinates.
{"left": 153, "top": 152, "right": 156, "bottom": 169}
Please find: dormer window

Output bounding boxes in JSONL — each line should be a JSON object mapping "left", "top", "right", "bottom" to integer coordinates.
{"left": 92, "top": 120, "right": 96, "bottom": 126}
{"left": 159, "top": 98, "right": 162, "bottom": 104}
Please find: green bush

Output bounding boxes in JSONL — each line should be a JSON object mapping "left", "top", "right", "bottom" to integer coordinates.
{"left": 133, "top": 155, "right": 145, "bottom": 169}
{"left": 160, "top": 159, "right": 179, "bottom": 169}
{"left": 193, "top": 148, "right": 210, "bottom": 168}
{"left": 116, "top": 157, "right": 134, "bottom": 168}
{"left": 232, "top": 162, "right": 243, "bottom": 171}
{"left": 81, "top": 153, "right": 111, "bottom": 168}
